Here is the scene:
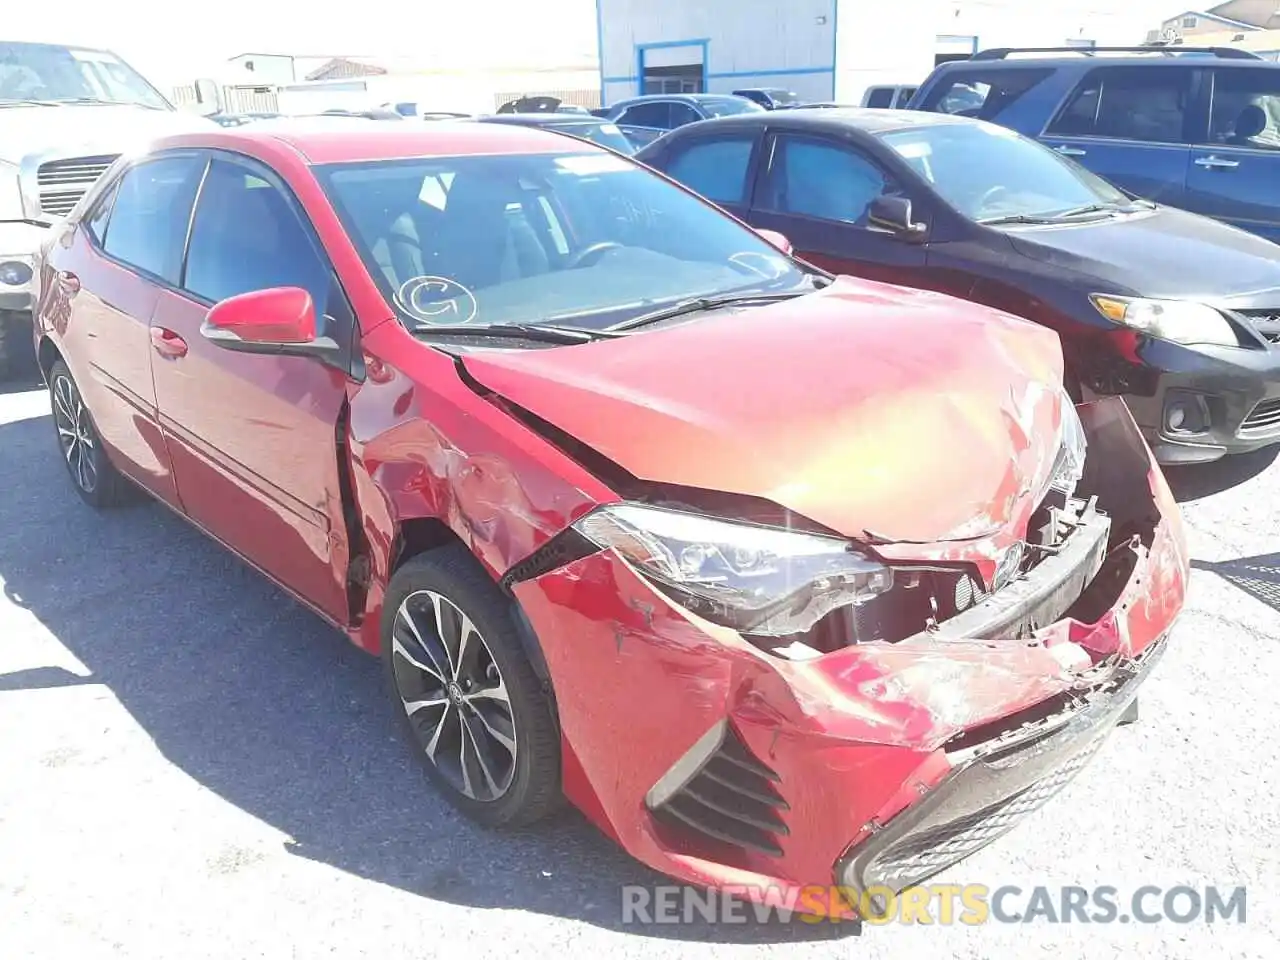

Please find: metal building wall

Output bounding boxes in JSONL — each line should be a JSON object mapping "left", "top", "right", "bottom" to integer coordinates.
{"left": 597, "top": 0, "right": 839, "bottom": 106}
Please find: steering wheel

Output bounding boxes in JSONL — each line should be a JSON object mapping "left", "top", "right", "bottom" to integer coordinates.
{"left": 976, "top": 184, "right": 1013, "bottom": 213}
{"left": 565, "top": 241, "right": 623, "bottom": 269}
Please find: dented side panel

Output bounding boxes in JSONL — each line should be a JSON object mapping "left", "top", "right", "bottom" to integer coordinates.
{"left": 341, "top": 322, "right": 619, "bottom": 653}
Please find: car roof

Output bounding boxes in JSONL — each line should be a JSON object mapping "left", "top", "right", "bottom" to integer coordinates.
{"left": 479, "top": 114, "right": 610, "bottom": 128}
{"left": 611, "top": 93, "right": 753, "bottom": 107}
{"left": 930, "top": 52, "right": 1278, "bottom": 70}
{"left": 148, "top": 120, "right": 599, "bottom": 165}
{"left": 664, "top": 106, "right": 972, "bottom": 136}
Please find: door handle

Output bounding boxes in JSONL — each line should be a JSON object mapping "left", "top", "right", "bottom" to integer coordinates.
{"left": 1053, "top": 144, "right": 1087, "bottom": 157}
{"left": 150, "top": 327, "right": 188, "bottom": 359}
{"left": 1195, "top": 155, "right": 1240, "bottom": 170}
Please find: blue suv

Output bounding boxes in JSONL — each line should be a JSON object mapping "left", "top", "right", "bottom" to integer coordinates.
{"left": 910, "top": 46, "right": 1280, "bottom": 243}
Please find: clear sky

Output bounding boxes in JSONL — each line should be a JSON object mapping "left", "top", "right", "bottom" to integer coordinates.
{"left": 8, "top": 0, "right": 1185, "bottom": 88}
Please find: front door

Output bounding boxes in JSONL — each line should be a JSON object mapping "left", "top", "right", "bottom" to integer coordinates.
{"left": 149, "top": 153, "right": 356, "bottom": 621}
{"left": 1038, "top": 65, "right": 1197, "bottom": 207}
{"left": 747, "top": 132, "right": 929, "bottom": 285}
{"left": 1184, "top": 66, "right": 1280, "bottom": 242}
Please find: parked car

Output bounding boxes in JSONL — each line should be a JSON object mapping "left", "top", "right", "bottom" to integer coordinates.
{"left": 33, "top": 122, "right": 1186, "bottom": 916}
{"left": 476, "top": 113, "right": 635, "bottom": 153}
{"left": 732, "top": 87, "right": 804, "bottom": 109}
{"left": 0, "top": 39, "right": 217, "bottom": 379}
{"left": 602, "top": 93, "right": 764, "bottom": 148}
{"left": 909, "top": 45, "right": 1280, "bottom": 243}
{"left": 637, "top": 107, "right": 1280, "bottom": 464}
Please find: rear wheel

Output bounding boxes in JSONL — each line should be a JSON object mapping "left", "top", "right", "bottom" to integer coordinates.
{"left": 48, "top": 360, "right": 133, "bottom": 509}
{"left": 382, "top": 544, "right": 563, "bottom": 827}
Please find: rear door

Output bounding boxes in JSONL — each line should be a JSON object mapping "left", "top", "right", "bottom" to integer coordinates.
{"left": 1039, "top": 65, "right": 1199, "bottom": 206}
{"left": 614, "top": 101, "right": 672, "bottom": 148}
{"left": 746, "top": 132, "right": 930, "bottom": 285}
{"left": 149, "top": 153, "right": 358, "bottom": 621}
{"left": 1185, "top": 65, "right": 1280, "bottom": 241}
{"left": 657, "top": 130, "right": 763, "bottom": 220}
{"left": 45, "top": 153, "right": 205, "bottom": 507}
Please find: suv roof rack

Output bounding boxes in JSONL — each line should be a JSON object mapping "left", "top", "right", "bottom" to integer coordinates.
{"left": 971, "top": 45, "right": 1263, "bottom": 61}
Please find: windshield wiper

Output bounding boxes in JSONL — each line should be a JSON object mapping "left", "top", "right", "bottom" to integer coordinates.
{"left": 51, "top": 97, "right": 162, "bottom": 109}
{"left": 0, "top": 99, "right": 66, "bottom": 107}
{"left": 410, "top": 322, "right": 623, "bottom": 344}
{"left": 608, "top": 291, "right": 812, "bottom": 332}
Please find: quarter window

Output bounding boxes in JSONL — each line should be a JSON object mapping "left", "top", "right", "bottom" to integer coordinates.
{"left": 759, "top": 137, "right": 897, "bottom": 225}
{"left": 1206, "top": 68, "right": 1280, "bottom": 151}
{"left": 100, "top": 155, "right": 204, "bottom": 283}
{"left": 183, "top": 159, "right": 332, "bottom": 315}
{"left": 665, "top": 137, "right": 756, "bottom": 204}
{"left": 83, "top": 179, "right": 118, "bottom": 245}
{"left": 1046, "top": 67, "right": 1193, "bottom": 144}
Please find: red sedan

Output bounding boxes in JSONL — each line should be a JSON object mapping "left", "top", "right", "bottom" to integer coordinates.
{"left": 32, "top": 122, "right": 1188, "bottom": 917}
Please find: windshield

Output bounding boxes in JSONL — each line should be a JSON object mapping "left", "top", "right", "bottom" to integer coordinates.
{"left": 701, "top": 97, "right": 767, "bottom": 118}
{"left": 0, "top": 42, "right": 169, "bottom": 108}
{"left": 879, "top": 121, "right": 1132, "bottom": 222}
{"left": 559, "top": 122, "right": 636, "bottom": 154}
{"left": 318, "top": 150, "right": 806, "bottom": 333}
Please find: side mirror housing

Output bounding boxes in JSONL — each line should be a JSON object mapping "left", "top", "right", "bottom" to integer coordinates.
{"left": 201, "top": 287, "right": 343, "bottom": 362}
{"left": 869, "top": 195, "right": 928, "bottom": 241}
{"left": 754, "top": 227, "right": 793, "bottom": 256}
{"left": 193, "top": 78, "right": 224, "bottom": 117}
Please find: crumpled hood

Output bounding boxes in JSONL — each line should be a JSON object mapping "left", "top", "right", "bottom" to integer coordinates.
{"left": 462, "top": 277, "right": 1069, "bottom": 545}
{"left": 1007, "top": 205, "right": 1280, "bottom": 302}
{"left": 0, "top": 104, "right": 216, "bottom": 165}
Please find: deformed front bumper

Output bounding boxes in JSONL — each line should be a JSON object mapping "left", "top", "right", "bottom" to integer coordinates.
{"left": 838, "top": 635, "right": 1165, "bottom": 915}
{"left": 510, "top": 397, "right": 1189, "bottom": 916}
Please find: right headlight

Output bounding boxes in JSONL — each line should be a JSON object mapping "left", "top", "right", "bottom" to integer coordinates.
{"left": 1089, "top": 294, "right": 1238, "bottom": 347}
{"left": 573, "top": 503, "right": 893, "bottom": 637}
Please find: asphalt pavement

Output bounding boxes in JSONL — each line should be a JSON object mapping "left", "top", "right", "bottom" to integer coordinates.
{"left": 1, "top": 364, "right": 1275, "bottom": 959}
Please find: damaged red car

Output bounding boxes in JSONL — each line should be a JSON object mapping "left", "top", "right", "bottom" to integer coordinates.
{"left": 33, "top": 123, "right": 1189, "bottom": 916}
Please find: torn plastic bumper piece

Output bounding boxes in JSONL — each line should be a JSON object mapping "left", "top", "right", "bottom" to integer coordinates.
{"left": 836, "top": 635, "right": 1167, "bottom": 915}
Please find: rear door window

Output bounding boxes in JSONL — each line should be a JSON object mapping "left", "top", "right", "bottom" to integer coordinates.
{"left": 617, "top": 102, "right": 671, "bottom": 129}
{"left": 918, "top": 69, "right": 1052, "bottom": 120}
{"left": 664, "top": 136, "right": 757, "bottom": 204}
{"left": 1205, "top": 67, "right": 1280, "bottom": 150}
{"left": 1046, "top": 66, "right": 1195, "bottom": 144}
{"left": 865, "top": 87, "right": 896, "bottom": 108}
{"left": 669, "top": 102, "right": 701, "bottom": 127}
{"left": 101, "top": 154, "right": 205, "bottom": 284}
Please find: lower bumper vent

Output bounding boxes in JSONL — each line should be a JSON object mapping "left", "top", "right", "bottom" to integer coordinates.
{"left": 648, "top": 723, "right": 788, "bottom": 857}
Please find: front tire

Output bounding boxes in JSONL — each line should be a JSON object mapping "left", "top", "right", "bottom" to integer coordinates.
{"left": 382, "top": 544, "right": 563, "bottom": 828}
{"left": 48, "top": 360, "right": 133, "bottom": 509}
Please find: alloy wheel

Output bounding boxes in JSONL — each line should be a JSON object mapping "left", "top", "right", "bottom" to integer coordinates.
{"left": 391, "top": 590, "right": 518, "bottom": 801}
{"left": 52, "top": 373, "right": 98, "bottom": 495}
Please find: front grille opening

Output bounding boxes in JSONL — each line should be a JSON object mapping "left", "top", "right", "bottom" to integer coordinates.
{"left": 1239, "top": 309, "right": 1280, "bottom": 345}
{"left": 866, "top": 739, "right": 1104, "bottom": 890}
{"left": 649, "top": 726, "right": 788, "bottom": 859}
{"left": 1240, "top": 397, "right": 1280, "bottom": 434}
{"left": 36, "top": 154, "right": 119, "bottom": 217}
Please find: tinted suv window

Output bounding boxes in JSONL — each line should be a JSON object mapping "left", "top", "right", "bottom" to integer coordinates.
{"left": 759, "top": 137, "right": 897, "bottom": 224}
{"left": 866, "top": 87, "right": 895, "bottom": 108}
{"left": 183, "top": 159, "right": 332, "bottom": 312}
{"left": 1047, "top": 67, "right": 1193, "bottom": 143}
{"left": 1207, "top": 67, "right": 1280, "bottom": 150}
{"left": 665, "top": 137, "right": 756, "bottom": 204}
{"left": 101, "top": 155, "right": 204, "bottom": 283}
{"left": 919, "top": 69, "right": 1051, "bottom": 120}
{"left": 618, "top": 102, "right": 670, "bottom": 128}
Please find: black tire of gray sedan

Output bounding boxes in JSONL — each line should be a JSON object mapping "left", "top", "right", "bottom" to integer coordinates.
{"left": 0, "top": 312, "right": 15, "bottom": 383}
{"left": 381, "top": 544, "right": 564, "bottom": 827}
{"left": 47, "top": 360, "right": 134, "bottom": 509}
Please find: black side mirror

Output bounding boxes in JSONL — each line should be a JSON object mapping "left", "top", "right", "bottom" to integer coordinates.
{"left": 869, "top": 195, "right": 928, "bottom": 240}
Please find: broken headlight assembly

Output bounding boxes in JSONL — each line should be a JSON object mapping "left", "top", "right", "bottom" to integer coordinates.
{"left": 573, "top": 503, "right": 894, "bottom": 636}
{"left": 1038, "top": 391, "right": 1088, "bottom": 504}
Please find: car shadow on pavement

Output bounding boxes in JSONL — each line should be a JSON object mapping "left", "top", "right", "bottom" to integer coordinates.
{"left": 1163, "top": 446, "right": 1279, "bottom": 502}
{"left": 0, "top": 410, "right": 857, "bottom": 945}
{"left": 1192, "top": 552, "right": 1280, "bottom": 618}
